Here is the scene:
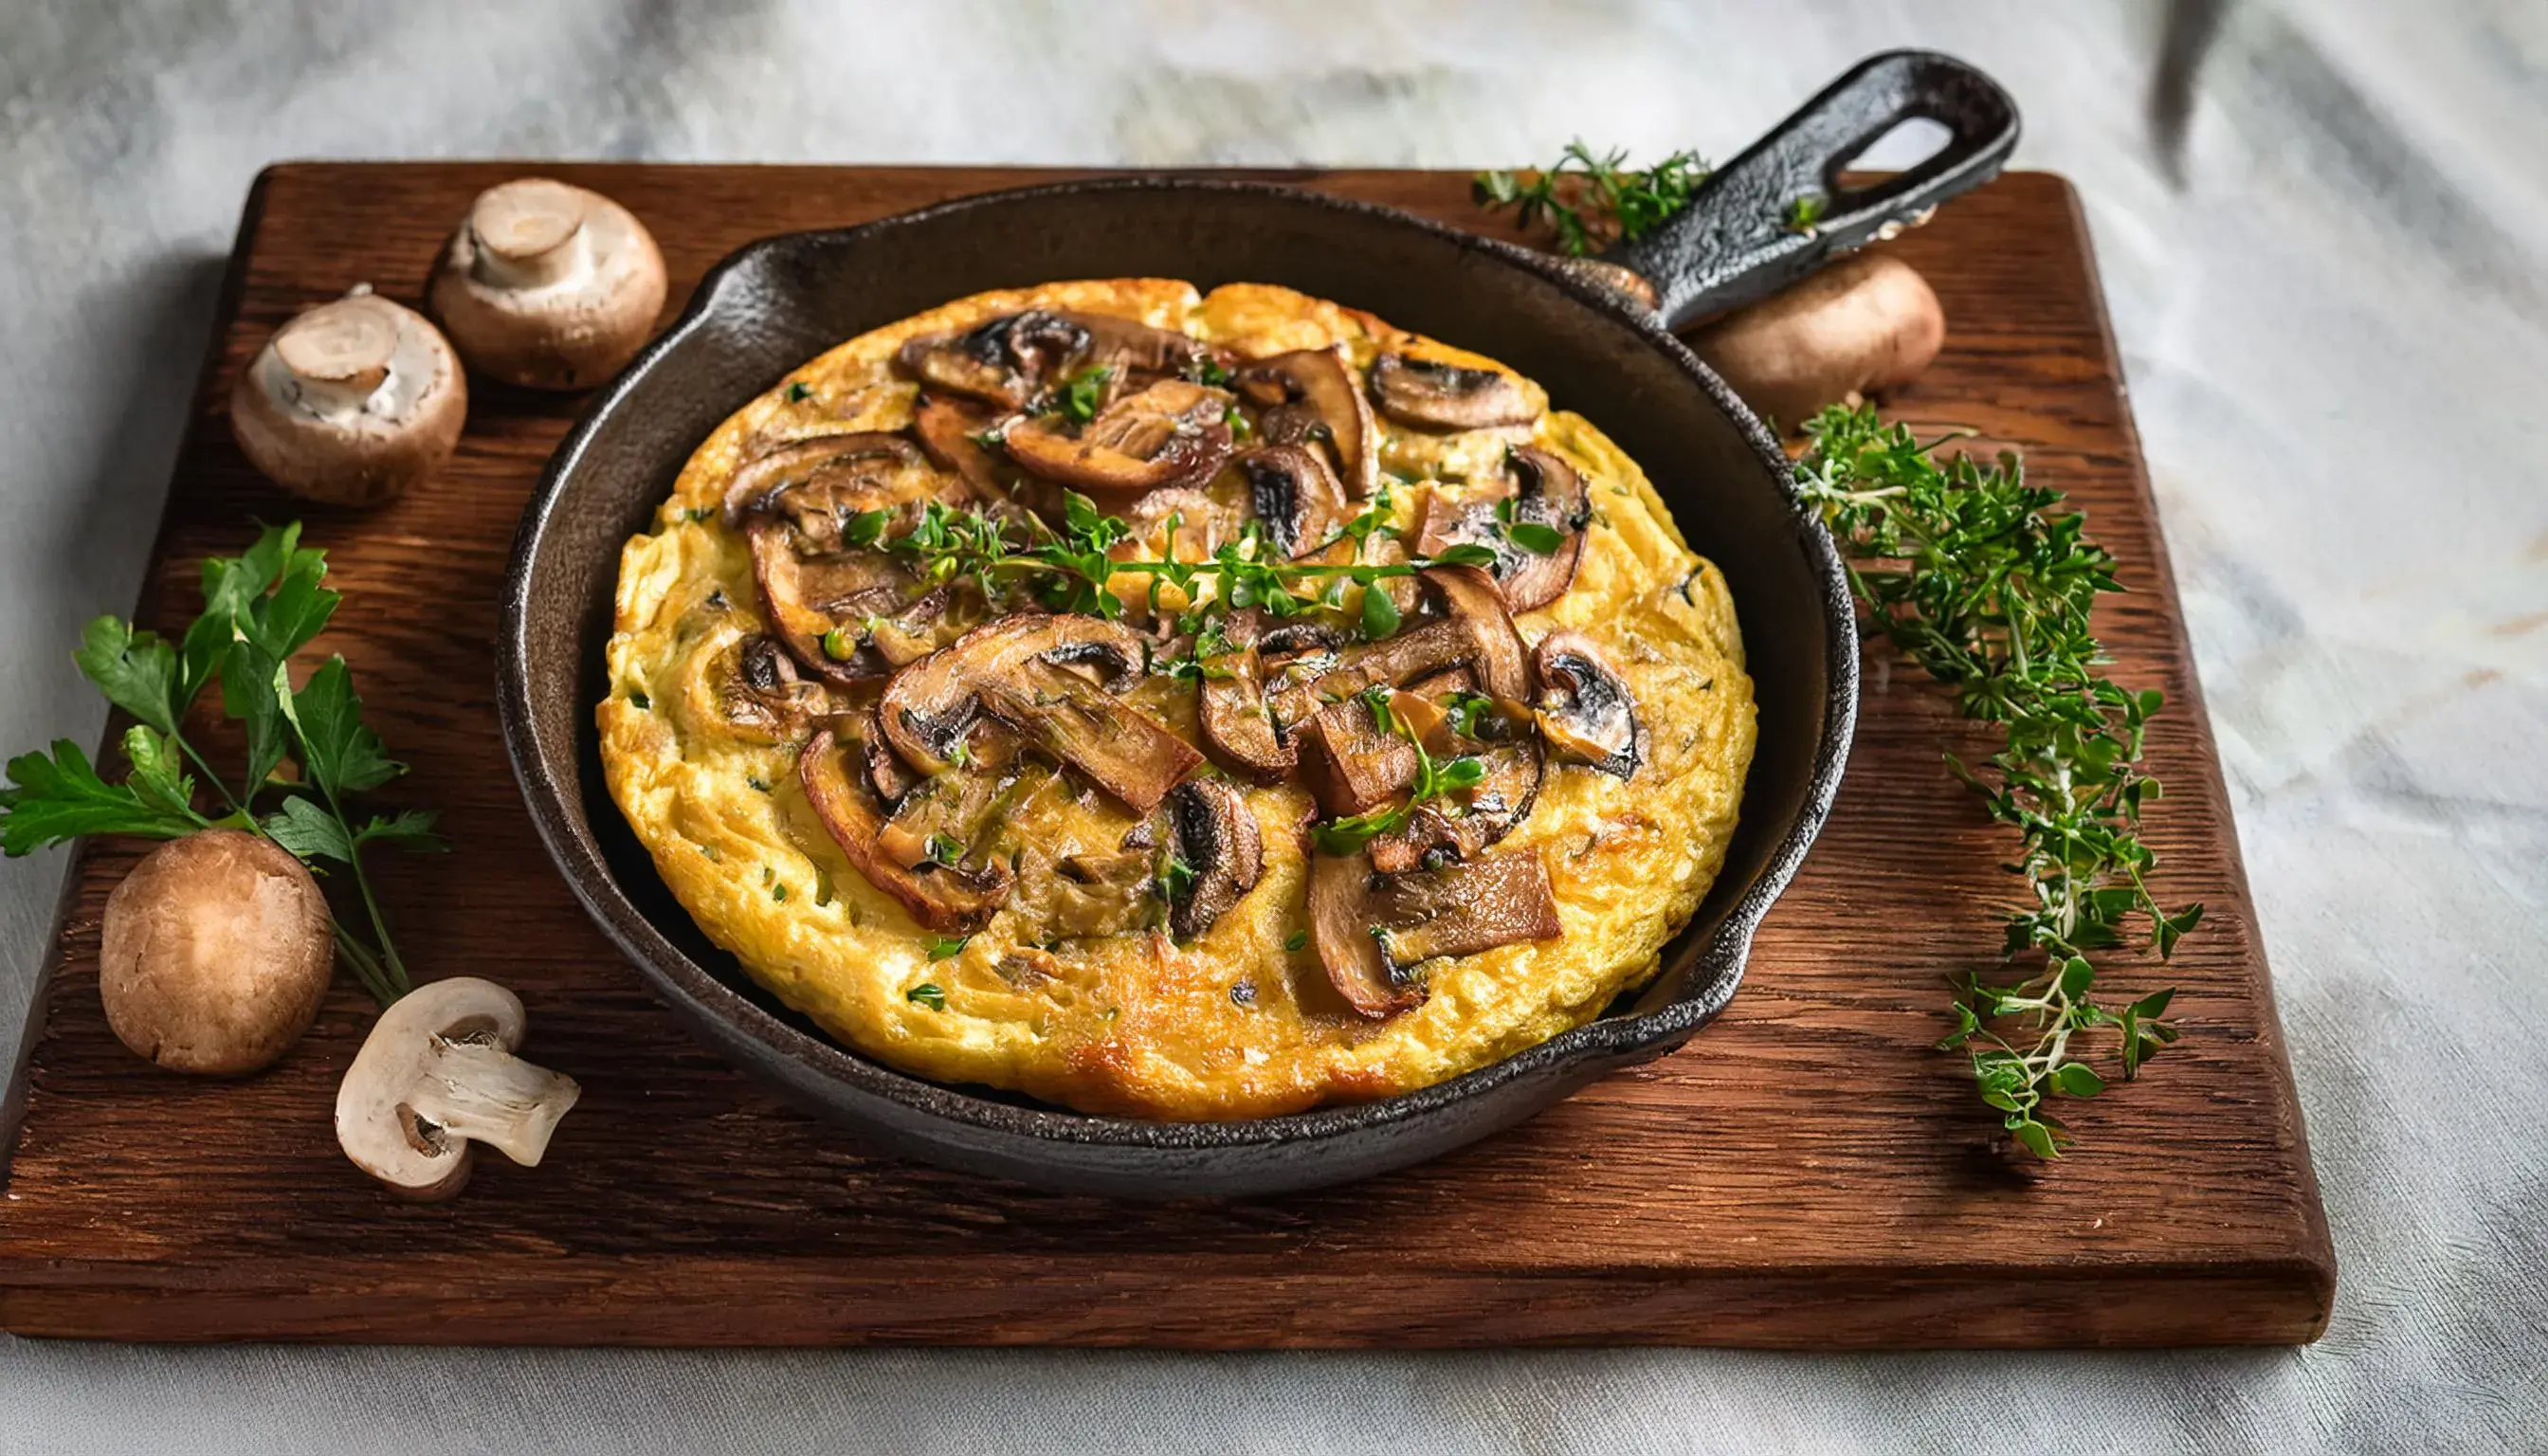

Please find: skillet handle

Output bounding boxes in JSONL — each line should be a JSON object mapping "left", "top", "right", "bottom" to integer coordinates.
{"left": 1600, "top": 49, "right": 2019, "bottom": 332}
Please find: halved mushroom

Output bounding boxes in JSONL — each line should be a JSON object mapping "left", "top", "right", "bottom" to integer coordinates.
{"left": 879, "top": 615, "right": 1203, "bottom": 812}
{"left": 748, "top": 520, "right": 957, "bottom": 685}
{"left": 1162, "top": 778, "right": 1264, "bottom": 942}
{"left": 1000, "top": 378, "right": 1234, "bottom": 498}
{"left": 713, "top": 631, "right": 830, "bottom": 743}
{"left": 1070, "top": 311, "right": 1224, "bottom": 389}
{"left": 1233, "top": 444, "right": 1354, "bottom": 560}
{"left": 1195, "top": 610, "right": 1295, "bottom": 781}
{"left": 895, "top": 309, "right": 1091, "bottom": 410}
{"left": 1308, "top": 850, "right": 1560, "bottom": 1018}
{"left": 1534, "top": 631, "right": 1644, "bottom": 779}
{"left": 721, "top": 430, "right": 928, "bottom": 528}
{"left": 335, "top": 976, "right": 581, "bottom": 1202}
{"left": 1235, "top": 347, "right": 1378, "bottom": 498}
{"left": 1368, "top": 353, "right": 1541, "bottom": 431}
{"left": 427, "top": 177, "right": 667, "bottom": 391}
{"left": 229, "top": 285, "right": 467, "bottom": 507}
{"left": 1413, "top": 446, "right": 1592, "bottom": 612}
{"left": 799, "top": 729, "right": 1013, "bottom": 933}
{"left": 1265, "top": 566, "right": 1531, "bottom": 737}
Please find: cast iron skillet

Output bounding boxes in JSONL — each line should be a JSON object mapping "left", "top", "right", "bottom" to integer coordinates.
{"left": 499, "top": 50, "right": 2017, "bottom": 1199}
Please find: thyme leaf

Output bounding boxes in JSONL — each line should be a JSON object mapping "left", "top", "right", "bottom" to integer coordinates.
{"left": 1473, "top": 142, "right": 1710, "bottom": 257}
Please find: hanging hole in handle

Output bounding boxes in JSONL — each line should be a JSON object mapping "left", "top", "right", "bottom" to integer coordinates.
{"left": 1835, "top": 115, "right": 1955, "bottom": 191}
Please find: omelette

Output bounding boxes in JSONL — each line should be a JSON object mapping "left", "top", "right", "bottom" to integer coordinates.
{"left": 598, "top": 279, "right": 1756, "bottom": 1119}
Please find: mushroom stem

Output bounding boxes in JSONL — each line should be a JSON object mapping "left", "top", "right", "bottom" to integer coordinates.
{"left": 466, "top": 178, "right": 592, "bottom": 290}
{"left": 403, "top": 1034, "right": 580, "bottom": 1168}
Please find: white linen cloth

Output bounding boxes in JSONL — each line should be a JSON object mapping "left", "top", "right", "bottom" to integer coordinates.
{"left": 2, "top": 2, "right": 2541, "bottom": 1450}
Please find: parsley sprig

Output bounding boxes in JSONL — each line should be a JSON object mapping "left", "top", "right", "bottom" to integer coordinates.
{"left": 1474, "top": 142, "right": 1710, "bottom": 257}
{"left": 0, "top": 524, "right": 443, "bottom": 1007}
{"left": 1793, "top": 405, "right": 2198, "bottom": 1158}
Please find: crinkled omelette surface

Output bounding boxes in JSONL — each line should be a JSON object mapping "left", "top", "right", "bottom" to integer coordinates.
{"left": 599, "top": 279, "right": 1755, "bottom": 1119}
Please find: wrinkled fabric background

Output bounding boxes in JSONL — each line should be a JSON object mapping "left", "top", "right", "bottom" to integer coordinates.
{"left": 3, "top": 1, "right": 2542, "bottom": 1451}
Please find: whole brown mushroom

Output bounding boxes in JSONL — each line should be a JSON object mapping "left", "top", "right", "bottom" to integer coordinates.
{"left": 428, "top": 177, "right": 667, "bottom": 390}
{"left": 98, "top": 830, "right": 335, "bottom": 1075}
{"left": 228, "top": 285, "right": 467, "bottom": 506}
{"left": 1688, "top": 251, "right": 1945, "bottom": 431}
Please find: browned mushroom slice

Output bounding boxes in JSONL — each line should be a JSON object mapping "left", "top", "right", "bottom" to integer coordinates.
{"left": 895, "top": 310, "right": 1090, "bottom": 410}
{"left": 1234, "top": 346, "right": 1378, "bottom": 498}
{"left": 1001, "top": 378, "right": 1234, "bottom": 499}
{"left": 1309, "top": 851, "right": 1423, "bottom": 1018}
{"left": 1233, "top": 444, "right": 1353, "bottom": 560}
{"left": 1534, "top": 631, "right": 1644, "bottom": 779}
{"left": 1264, "top": 566, "right": 1531, "bottom": 736}
{"left": 720, "top": 431, "right": 926, "bottom": 527}
{"left": 911, "top": 392, "right": 1010, "bottom": 500}
{"left": 1307, "top": 848, "right": 1558, "bottom": 1019}
{"left": 1371, "top": 853, "right": 1561, "bottom": 966}
{"left": 879, "top": 614, "right": 1203, "bottom": 812}
{"left": 852, "top": 701, "right": 922, "bottom": 808}
{"left": 1162, "top": 778, "right": 1264, "bottom": 942}
{"left": 1367, "top": 353, "right": 1541, "bottom": 431}
{"left": 717, "top": 632, "right": 828, "bottom": 743}
{"left": 1412, "top": 446, "right": 1592, "bottom": 612}
{"left": 1366, "top": 736, "right": 1543, "bottom": 875}
{"left": 1195, "top": 610, "right": 1293, "bottom": 781}
{"left": 1064, "top": 310, "right": 1225, "bottom": 389}
{"left": 748, "top": 521, "right": 956, "bottom": 685}
{"left": 1295, "top": 677, "right": 1472, "bottom": 817}
{"left": 797, "top": 730, "right": 1012, "bottom": 934}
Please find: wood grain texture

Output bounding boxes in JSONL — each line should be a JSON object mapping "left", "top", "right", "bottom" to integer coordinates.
{"left": 0, "top": 164, "right": 2334, "bottom": 1347}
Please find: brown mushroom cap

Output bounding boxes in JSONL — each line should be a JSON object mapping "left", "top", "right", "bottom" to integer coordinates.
{"left": 1001, "top": 378, "right": 1234, "bottom": 499}
{"left": 427, "top": 177, "right": 668, "bottom": 390}
{"left": 1232, "top": 444, "right": 1355, "bottom": 559}
{"left": 1235, "top": 346, "right": 1379, "bottom": 498}
{"left": 898, "top": 310, "right": 1090, "bottom": 410}
{"left": 1368, "top": 353, "right": 1542, "bottom": 431}
{"left": 228, "top": 288, "right": 466, "bottom": 507}
{"left": 1194, "top": 609, "right": 1295, "bottom": 781}
{"left": 878, "top": 614, "right": 1202, "bottom": 812}
{"left": 98, "top": 830, "right": 334, "bottom": 1075}
{"left": 1687, "top": 251, "right": 1945, "bottom": 431}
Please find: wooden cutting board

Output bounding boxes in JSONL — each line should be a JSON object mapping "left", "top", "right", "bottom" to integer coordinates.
{"left": 0, "top": 164, "right": 2334, "bottom": 1347}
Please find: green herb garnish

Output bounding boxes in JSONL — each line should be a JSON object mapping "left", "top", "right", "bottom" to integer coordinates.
{"left": 922, "top": 832, "right": 966, "bottom": 868}
{"left": 1783, "top": 194, "right": 1828, "bottom": 232}
{"left": 784, "top": 381, "right": 813, "bottom": 403}
{"left": 1794, "top": 404, "right": 2198, "bottom": 1158}
{"left": 907, "top": 981, "right": 948, "bottom": 1009}
{"left": 0, "top": 523, "right": 443, "bottom": 1007}
{"left": 1283, "top": 929, "right": 1309, "bottom": 953}
{"left": 819, "top": 626, "right": 857, "bottom": 661}
{"left": 1058, "top": 366, "right": 1113, "bottom": 426}
{"left": 1474, "top": 142, "right": 1710, "bottom": 257}
{"left": 1505, "top": 520, "right": 1565, "bottom": 555}
{"left": 922, "top": 937, "right": 969, "bottom": 963}
{"left": 1309, "top": 690, "right": 1485, "bottom": 855}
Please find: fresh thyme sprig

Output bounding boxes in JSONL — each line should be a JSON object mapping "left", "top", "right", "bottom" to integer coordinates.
{"left": 1793, "top": 405, "right": 2199, "bottom": 1159}
{"left": 873, "top": 490, "right": 1494, "bottom": 628}
{"left": 1309, "top": 685, "right": 1487, "bottom": 856}
{"left": 0, "top": 523, "right": 443, "bottom": 1007}
{"left": 1474, "top": 142, "right": 1710, "bottom": 257}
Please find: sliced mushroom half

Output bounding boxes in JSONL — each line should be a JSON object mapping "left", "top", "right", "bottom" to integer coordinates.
{"left": 721, "top": 430, "right": 928, "bottom": 529}
{"left": 1162, "top": 778, "right": 1264, "bottom": 942}
{"left": 1195, "top": 610, "right": 1294, "bottom": 781}
{"left": 1235, "top": 346, "right": 1378, "bottom": 498}
{"left": 1264, "top": 566, "right": 1531, "bottom": 737}
{"left": 799, "top": 729, "right": 1013, "bottom": 933}
{"left": 1365, "top": 734, "right": 1543, "bottom": 875}
{"left": 1534, "top": 631, "right": 1645, "bottom": 779}
{"left": 748, "top": 520, "right": 958, "bottom": 685}
{"left": 1414, "top": 446, "right": 1592, "bottom": 612}
{"left": 1295, "top": 678, "right": 1467, "bottom": 818}
{"left": 1368, "top": 352, "right": 1541, "bottom": 431}
{"left": 911, "top": 392, "right": 1010, "bottom": 500}
{"left": 878, "top": 615, "right": 1203, "bottom": 812}
{"left": 1232, "top": 444, "right": 1354, "bottom": 559}
{"left": 895, "top": 309, "right": 1090, "bottom": 410}
{"left": 1308, "top": 850, "right": 1559, "bottom": 1018}
{"left": 335, "top": 976, "right": 581, "bottom": 1201}
{"left": 1001, "top": 378, "right": 1234, "bottom": 499}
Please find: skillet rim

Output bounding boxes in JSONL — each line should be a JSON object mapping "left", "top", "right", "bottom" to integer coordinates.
{"left": 497, "top": 175, "right": 1859, "bottom": 1158}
